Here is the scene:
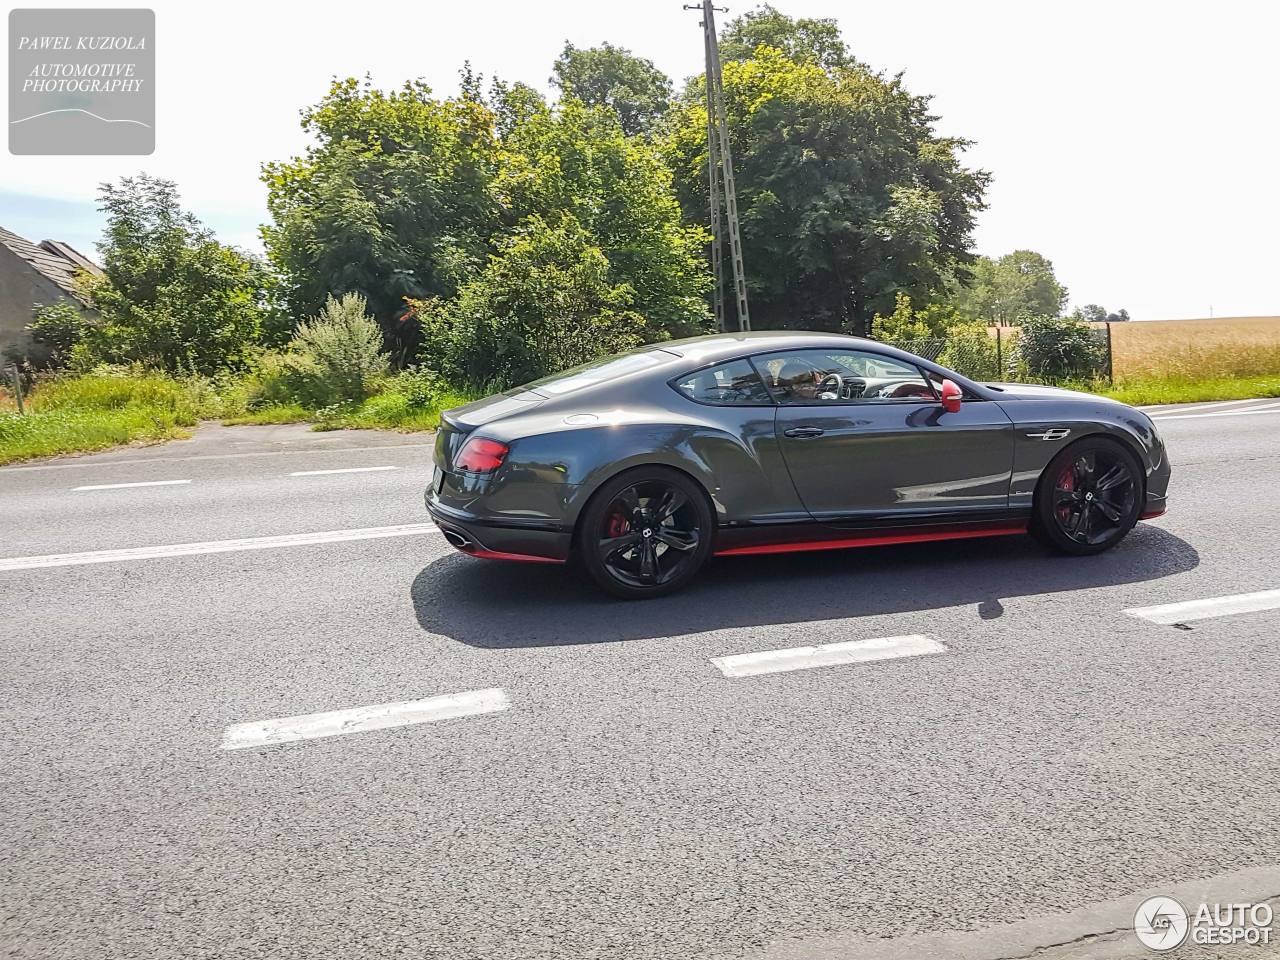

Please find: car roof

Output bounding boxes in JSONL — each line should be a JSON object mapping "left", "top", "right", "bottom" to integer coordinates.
{"left": 657, "top": 330, "right": 893, "bottom": 366}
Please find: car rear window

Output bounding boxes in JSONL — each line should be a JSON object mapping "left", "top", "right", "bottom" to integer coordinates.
{"left": 519, "top": 349, "right": 674, "bottom": 396}
{"left": 672, "top": 359, "right": 774, "bottom": 405}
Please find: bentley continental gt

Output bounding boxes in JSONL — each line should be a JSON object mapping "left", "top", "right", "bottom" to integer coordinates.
{"left": 425, "top": 332, "right": 1170, "bottom": 599}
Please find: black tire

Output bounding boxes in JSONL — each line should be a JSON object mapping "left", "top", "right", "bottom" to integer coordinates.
{"left": 1031, "top": 436, "right": 1144, "bottom": 555}
{"left": 576, "top": 466, "right": 714, "bottom": 599}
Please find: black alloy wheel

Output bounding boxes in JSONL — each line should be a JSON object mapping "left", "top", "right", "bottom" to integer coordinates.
{"left": 1033, "top": 437, "right": 1142, "bottom": 555}
{"left": 578, "top": 467, "right": 713, "bottom": 599}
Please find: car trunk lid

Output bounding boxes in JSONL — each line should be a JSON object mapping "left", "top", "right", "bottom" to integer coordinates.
{"left": 435, "top": 390, "right": 544, "bottom": 470}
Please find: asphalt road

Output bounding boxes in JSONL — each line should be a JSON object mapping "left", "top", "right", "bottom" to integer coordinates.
{"left": 2, "top": 403, "right": 1279, "bottom": 960}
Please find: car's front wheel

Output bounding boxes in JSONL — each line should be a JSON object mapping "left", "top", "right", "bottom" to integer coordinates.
{"left": 1032, "top": 436, "right": 1143, "bottom": 555}
{"left": 577, "top": 467, "right": 713, "bottom": 599}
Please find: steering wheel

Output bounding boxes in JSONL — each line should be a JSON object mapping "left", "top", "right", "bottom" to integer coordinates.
{"left": 817, "top": 373, "right": 842, "bottom": 399}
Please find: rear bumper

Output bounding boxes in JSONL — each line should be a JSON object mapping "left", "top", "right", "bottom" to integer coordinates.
{"left": 425, "top": 496, "right": 570, "bottom": 563}
{"left": 1141, "top": 492, "right": 1168, "bottom": 520}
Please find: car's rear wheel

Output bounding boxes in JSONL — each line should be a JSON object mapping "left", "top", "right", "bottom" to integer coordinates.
{"left": 577, "top": 467, "right": 713, "bottom": 599}
{"left": 1032, "top": 437, "right": 1143, "bottom": 555}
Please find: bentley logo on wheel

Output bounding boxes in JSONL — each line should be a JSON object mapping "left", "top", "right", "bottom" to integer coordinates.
{"left": 1026, "top": 428, "right": 1072, "bottom": 441}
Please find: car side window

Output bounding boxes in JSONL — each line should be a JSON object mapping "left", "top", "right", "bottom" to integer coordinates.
{"left": 752, "top": 349, "right": 937, "bottom": 405}
{"left": 672, "top": 359, "right": 774, "bottom": 406}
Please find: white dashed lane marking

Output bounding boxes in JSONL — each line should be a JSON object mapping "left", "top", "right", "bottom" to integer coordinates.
{"left": 1142, "top": 398, "right": 1265, "bottom": 415}
{"left": 73, "top": 479, "right": 193, "bottom": 491}
{"left": 1147, "top": 398, "right": 1280, "bottom": 420}
{"left": 221, "top": 688, "right": 510, "bottom": 750}
{"left": 288, "top": 466, "right": 399, "bottom": 477}
{"left": 712, "top": 634, "right": 948, "bottom": 678}
{"left": 0, "top": 522, "right": 443, "bottom": 572}
{"left": 1125, "top": 590, "right": 1280, "bottom": 626}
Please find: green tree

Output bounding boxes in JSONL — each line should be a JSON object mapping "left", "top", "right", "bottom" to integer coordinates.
{"left": 262, "top": 75, "right": 501, "bottom": 360}
{"left": 666, "top": 42, "right": 988, "bottom": 335}
{"left": 718, "top": 4, "right": 854, "bottom": 70}
{"left": 493, "top": 92, "right": 710, "bottom": 341}
{"left": 419, "top": 217, "right": 649, "bottom": 387}
{"left": 871, "top": 292, "right": 966, "bottom": 341}
{"left": 84, "top": 175, "right": 272, "bottom": 374}
{"left": 1073, "top": 303, "right": 1129, "bottom": 322}
{"left": 417, "top": 90, "right": 711, "bottom": 386}
{"left": 953, "top": 250, "right": 1069, "bottom": 324}
{"left": 551, "top": 42, "right": 673, "bottom": 137}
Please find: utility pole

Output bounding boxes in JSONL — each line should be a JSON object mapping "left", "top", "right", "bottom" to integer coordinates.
{"left": 684, "top": 1, "right": 750, "bottom": 331}
{"left": 703, "top": 22, "right": 725, "bottom": 333}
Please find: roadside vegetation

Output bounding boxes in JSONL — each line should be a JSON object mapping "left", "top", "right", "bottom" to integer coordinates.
{"left": 4, "top": 5, "right": 1276, "bottom": 464}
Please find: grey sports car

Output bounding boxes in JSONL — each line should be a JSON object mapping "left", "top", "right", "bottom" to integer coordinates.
{"left": 425, "top": 331, "right": 1170, "bottom": 598}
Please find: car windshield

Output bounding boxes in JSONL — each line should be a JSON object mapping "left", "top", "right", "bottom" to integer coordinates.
{"left": 518, "top": 348, "right": 674, "bottom": 396}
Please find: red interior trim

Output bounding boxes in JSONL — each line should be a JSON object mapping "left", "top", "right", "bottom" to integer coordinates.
{"left": 714, "top": 524, "right": 1028, "bottom": 557}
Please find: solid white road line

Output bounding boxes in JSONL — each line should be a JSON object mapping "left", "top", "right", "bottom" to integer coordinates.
{"left": 712, "top": 634, "right": 948, "bottom": 678}
{"left": 1149, "top": 407, "right": 1280, "bottom": 422}
{"left": 289, "top": 465, "right": 399, "bottom": 477}
{"left": 1145, "top": 398, "right": 1270, "bottom": 416}
{"left": 1125, "top": 589, "right": 1280, "bottom": 625}
{"left": 0, "top": 522, "right": 443, "bottom": 572}
{"left": 221, "top": 688, "right": 510, "bottom": 750}
{"left": 73, "top": 479, "right": 193, "bottom": 491}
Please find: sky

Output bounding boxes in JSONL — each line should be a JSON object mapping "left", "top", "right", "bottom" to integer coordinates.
{"left": 2, "top": 0, "right": 1277, "bottom": 320}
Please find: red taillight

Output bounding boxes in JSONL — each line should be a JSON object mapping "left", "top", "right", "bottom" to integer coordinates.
{"left": 455, "top": 437, "right": 509, "bottom": 473}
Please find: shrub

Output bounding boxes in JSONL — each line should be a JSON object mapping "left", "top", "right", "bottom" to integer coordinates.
{"left": 284, "top": 294, "right": 389, "bottom": 405}
{"left": 937, "top": 324, "right": 1001, "bottom": 381}
{"left": 1015, "top": 314, "right": 1107, "bottom": 381}
{"left": 25, "top": 301, "right": 93, "bottom": 369}
{"left": 418, "top": 217, "right": 650, "bottom": 388}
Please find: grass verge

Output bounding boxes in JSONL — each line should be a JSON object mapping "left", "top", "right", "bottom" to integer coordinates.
{"left": 0, "top": 371, "right": 210, "bottom": 465}
{"left": 1097, "top": 375, "right": 1280, "bottom": 406}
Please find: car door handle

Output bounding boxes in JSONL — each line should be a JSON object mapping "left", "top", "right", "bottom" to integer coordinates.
{"left": 784, "top": 426, "right": 825, "bottom": 439}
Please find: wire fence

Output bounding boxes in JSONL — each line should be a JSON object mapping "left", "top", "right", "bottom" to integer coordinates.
{"left": 880, "top": 325, "right": 1113, "bottom": 384}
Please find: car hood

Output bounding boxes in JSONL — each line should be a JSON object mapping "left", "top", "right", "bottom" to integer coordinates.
{"left": 985, "top": 382, "right": 1122, "bottom": 404}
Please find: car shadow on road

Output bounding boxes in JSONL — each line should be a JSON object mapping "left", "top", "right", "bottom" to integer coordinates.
{"left": 409, "top": 524, "right": 1199, "bottom": 648}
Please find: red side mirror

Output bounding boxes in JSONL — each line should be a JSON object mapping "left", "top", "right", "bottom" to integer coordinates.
{"left": 940, "top": 379, "right": 963, "bottom": 414}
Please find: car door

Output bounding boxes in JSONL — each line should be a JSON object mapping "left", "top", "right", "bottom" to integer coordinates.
{"left": 757, "top": 348, "right": 1016, "bottom": 525}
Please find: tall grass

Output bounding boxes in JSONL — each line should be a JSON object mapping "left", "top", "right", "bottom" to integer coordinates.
{"left": 0, "top": 364, "right": 480, "bottom": 464}
{"left": 0, "top": 369, "right": 220, "bottom": 465}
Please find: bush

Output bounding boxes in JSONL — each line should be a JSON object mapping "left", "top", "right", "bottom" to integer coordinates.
{"left": 283, "top": 294, "right": 389, "bottom": 405}
{"left": 25, "top": 301, "right": 93, "bottom": 369}
{"left": 937, "top": 326, "right": 1001, "bottom": 381}
{"left": 1014, "top": 314, "right": 1107, "bottom": 381}
{"left": 418, "top": 217, "right": 651, "bottom": 389}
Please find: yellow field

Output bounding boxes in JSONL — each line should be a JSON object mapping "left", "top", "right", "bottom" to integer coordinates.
{"left": 1108, "top": 315, "right": 1280, "bottom": 380}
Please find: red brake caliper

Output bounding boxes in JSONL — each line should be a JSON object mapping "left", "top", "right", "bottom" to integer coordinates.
{"left": 1056, "top": 465, "right": 1075, "bottom": 524}
{"left": 606, "top": 511, "right": 629, "bottom": 539}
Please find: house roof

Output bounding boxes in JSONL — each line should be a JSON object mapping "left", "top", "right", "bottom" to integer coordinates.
{"left": 0, "top": 227, "right": 102, "bottom": 301}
